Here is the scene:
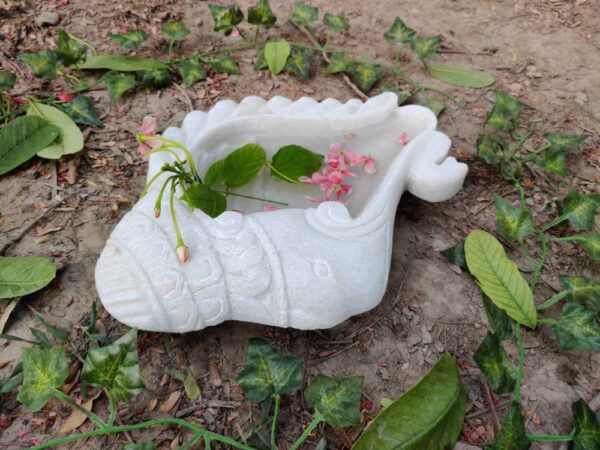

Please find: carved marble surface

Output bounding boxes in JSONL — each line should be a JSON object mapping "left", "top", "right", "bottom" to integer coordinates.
{"left": 95, "top": 93, "right": 468, "bottom": 333}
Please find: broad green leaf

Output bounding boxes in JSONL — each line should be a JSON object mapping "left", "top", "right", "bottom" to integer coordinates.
{"left": 223, "top": 143, "right": 266, "bottom": 188}
{"left": 103, "top": 72, "right": 136, "bottom": 102}
{"left": 482, "top": 294, "right": 513, "bottom": 341}
{"left": 284, "top": 47, "right": 312, "bottom": 79}
{"left": 81, "top": 328, "right": 145, "bottom": 401}
{"left": 255, "top": 47, "right": 268, "bottom": 70}
{"left": 353, "top": 353, "right": 466, "bottom": 450}
{"left": 464, "top": 230, "right": 537, "bottom": 328}
{"left": 122, "top": 443, "right": 157, "bottom": 450}
{"left": 556, "top": 190, "right": 598, "bottom": 231}
{"left": 410, "top": 35, "right": 442, "bottom": 60}
{"left": 426, "top": 62, "right": 495, "bottom": 88}
{"left": 161, "top": 21, "right": 190, "bottom": 42}
{"left": 486, "top": 90, "right": 522, "bottom": 132}
{"left": 577, "top": 232, "right": 600, "bottom": 261}
{"left": 571, "top": 398, "right": 600, "bottom": 450}
{"left": 61, "top": 95, "right": 104, "bottom": 128}
{"left": 304, "top": 375, "right": 363, "bottom": 428}
{"left": 209, "top": 4, "right": 244, "bottom": 36}
{"left": 536, "top": 148, "right": 568, "bottom": 176}
{"left": 17, "top": 347, "right": 68, "bottom": 411}
{"left": 346, "top": 61, "right": 382, "bottom": 94}
{"left": 57, "top": 30, "right": 87, "bottom": 66}
{"left": 136, "top": 68, "right": 171, "bottom": 88}
{"left": 552, "top": 303, "right": 600, "bottom": 350}
{"left": 544, "top": 133, "right": 588, "bottom": 153}
{"left": 323, "top": 13, "right": 349, "bottom": 32}
{"left": 19, "top": 50, "right": 60, "bottom": 80}
{"left": 248, "top": 0, "right": 277, "bottom": 28}
{"left": 0, "top": 256, "right": 56, "bottom": 299}
{"left": 559, "top": 276, "right": 600, "bottom": 311}
{"left": 441, "top": 241, "right": 466, "bottom": 270}
{"left": 79, "top": 55, "right": 167, "bottom": 71}
{"left": 327, "top": 52, "right": 350, "bottom": 74}
{"left": 204, "top": 159, "right": 225, "bottom": 187}
{"left": 235, "top": 338, "right": 303, "bottom": 403}
{"left": 290, "top": 1, "right": 318, "bottom": 26}
{"left": 474, "top": 332, "right": 515, "bottom": 394}
{"left": 209, "top": 55, "right": 240, "bottom": 74}
{"left": 264, "top": 40, "right": 291, "bottom": 75}
{"left": 27, "top": 102, "right": 84, "bottom": 159}
{"left": 486, "top": 403, "right": 531, "bottom": 450}
{"left": 384, "top": 17, "right": 416, "bottom": 44}
{"left": 412, "top": 95, "right": 445, "bottom": 117}
{"left": 110, "top": 30, "right": 148, "bottom": 51}
{"left": 176, "top": 58, "right": 207, "bottom": 87}
{"left": 0, "top": 70, "right": 16, "bottom": 91}
{"left": 0, "top": 116, "right": 60, "bottom": 176}
{"left": 476, "top": 134, "right": 506, "bottom": 165}
{"left": 495, "top": 196, "right": 534, "bottom": 242}
{"left": 270, "top": 144, "right": 323, "bottom": 182}
{"left": 181, "top": 183, "right": 227, "bottom": 218}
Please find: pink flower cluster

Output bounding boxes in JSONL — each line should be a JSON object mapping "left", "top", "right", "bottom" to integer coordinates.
{"left": 138, "top": 116, "right": 164, "bottom": 154}
{"left": 300, "top": 143, "right": 375, "bottom": 203}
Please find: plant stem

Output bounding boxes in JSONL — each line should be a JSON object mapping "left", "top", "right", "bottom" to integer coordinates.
{"left": 168, "top": 40, "right": 175, "bottom": 61}
{"left": 138, "top": 169, "right": 166, "bottom": 200}
{"left": 180, "top": 432, "right": 204, "bottom": 450}
{"left": 538, "top": 318, "right": 558, "bottom": 326}
{"left": 536, "top": 291, "right": 568, "bottom": 311}
{"left": 214, "top": 190, "right": 289, "bottom": 206}
{"left": 527, "top": 434, "right": 573, "bottom": 442}
{"left": 52, "top": 389, "right": 106, "bottom": 429}
{"left": 107, "top": 390, "right": 117, "bottom": 427}
{"left": 149, "top": 136, "right": 198, "bottom": 177}
{"left": 270, "top": 395, "right": 281, "bottom": 450}
{"left": 153, "top": 176, "right": 171, "bottom": 213}
{"left": 542, "top": 213, "right": 569, "bottom": 232}
{"left": 254, "top": 25, "right": 260, "bottom": 44}
{"left": 550, "top": 235, "right": 585, "bottom": 243}
{"left": 235, "top": 26, "right": 247, "bottom": 40}
{"left": 169, "top": 178, "right": 184, "bottom": 247}
{"left": 519, "top": 143, "right": 549, "bottom": 162}
{"left": 289, "top": 415, "right": 323, "bottom": 450}
{"left": 265, "top": 161, "right": 301, "bottom": 184}
{"left": 509, "top": 124, "right": 535, "bottom": 158}
{"left": 513, "top": 324, "right": 525, "bottom": 403}
{"left": 529, "top": 228, "right": 548, "bottom": 289}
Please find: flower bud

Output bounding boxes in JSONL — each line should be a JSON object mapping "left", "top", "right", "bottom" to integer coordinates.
{"left": 153, "top": 208, "right": 161, "bottom": 218}
{"left": 176, "top": 245, "right": 189, "bottom": 263}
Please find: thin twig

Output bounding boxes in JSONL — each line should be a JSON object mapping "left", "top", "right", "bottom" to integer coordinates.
{"left": 483, "top": 381, "right": 501, "bottom": 432}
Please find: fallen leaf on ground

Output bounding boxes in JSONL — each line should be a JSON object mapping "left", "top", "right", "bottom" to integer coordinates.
{"left": 59, "top": 393, "right": 100, "bottom": 434}
{"left": 159, "top": 391, "right": 181, "bottom": 413}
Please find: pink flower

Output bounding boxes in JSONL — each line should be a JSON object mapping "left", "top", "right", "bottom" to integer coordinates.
{"left": 138, "top": 116, "right": 163, "bottom": 154}
{"left": 398, "top": 132, "right": 410, "bottom": 146}
{"left": 230, "top": 29, "right": 240, "bottom": 38}
{"left": 57, "top": 92, "right": 74, "bottom": 102}
{"left": 361, "top": 156, "right": 376, "bottom": 174}
{"left": 176, "top": 244, "right": 189, "bottom": 263}
{"left": 263, "top": 204, "right": 280, "bottom": 212}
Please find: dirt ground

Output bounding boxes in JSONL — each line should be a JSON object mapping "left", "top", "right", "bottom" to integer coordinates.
{"left": 1, "top": 0, "right": 599, "bottom": 449}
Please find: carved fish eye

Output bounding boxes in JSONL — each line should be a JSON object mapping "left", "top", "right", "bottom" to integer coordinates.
{"left": 310, "top": 259, "right": 332, "bottom": 279}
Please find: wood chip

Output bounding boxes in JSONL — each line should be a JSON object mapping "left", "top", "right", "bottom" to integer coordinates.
{"left": 159, "top": 391, "right": 182, "bottom": 413}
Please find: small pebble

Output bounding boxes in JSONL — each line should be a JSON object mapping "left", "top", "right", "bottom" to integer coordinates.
{"left": 35, "top": 11, "right": 60, "bottom": 26}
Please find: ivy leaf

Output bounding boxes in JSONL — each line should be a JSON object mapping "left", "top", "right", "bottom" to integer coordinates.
{"left": 536, "top": 147, "right": 568, "bottom": 176}
{"left": 486, "top": 403, "right": 531, "bottom": 450}
{"left": 559, "top": 276, "right": 600, "bottom": 311}
{"left": 235, "top": 338, "right": 303, "bottom": 403}
{"left": 464, "top": 230, "right": 537, "bottom": 328}
{"left": 17, "top": 347, "right": 68, "bottom": 412}
{"left": 556, "top": 190, "right": 599, "bottom": 231}
{"left": 136, "top": 68, "right": 171, "bottom": 88}
{"left": 441, "top": 241, "right": 466, "bottom": 270}
{"left": 60, "top": 95, "right": 103, "bottom": 128}
{"left": 222, "top": 143, "right": 266, "bottom": 188}
{"left": 410, "top": 35, "right": 442, "bottom": 60}
{"left": 474, "top": 332, "right": 515, "bottom": 394}
{"left": 571, "top": 398, "right": 600, "bottom": 450}
{"left": 576, "top": 232, "right": 600, "bottom": 262}
{"left": 327, "top": 52, "right": 350, "bottom": 74}
{"left": 254, "top": 47, "right": 268, "bottom": 70}
{"left": 353, "top": 353, "right": 466, "bottom": 450}
{"left": 181, "top": 183, "right": 227, "bottom": 218}
{"left": 248, "top": 0, "right": 277, "bottom": 28}
{"left": 0, "top": 256, "right": 56, "bottom": 299}
{"left": 384, "top": 17, "right": 416, "bottom": 44}
{"left": 486, "top": 90, "right": 523, "bottom": 132}
{"left": 323, "top": 13, "right": 349, "bottom": 32}
{"left": 495, "top": 196, "right": 534, "bottom": 242}
{"left": 27, "top": 102, "right": 84, "bottom": 159}
{"left": 412, "top": 94, "right": 445, "bottom": 117}
{"left": 346, "top": 61, "right": 382, "bottom": 94}
{"left": 476, "top": 134, "right": 507, "bottom": 165}
{"left": 0, "top": 70, "right": 16, "bottom": 91}
{"left": 0, "top": 116, "right": 59, "bottom": 176}
{"left": 19, "top": 50, "right": 60, "bottom": 80}
{"left": 110, "top": 30, "right": 148, "bottom": 51}
{"left": 103, "top": 72, "right": 136, "bottom": 102}
{"left": 270, "top": 144, "right": 324, "bottom": 182}
{"left": 426, "top": 62, "right": 495, "bottom": 88}
{"left": 482, "top": 294, "right": 513, "bottom": 341}
{"left": 290, "top": 1, "right": 318, "bottom": 26}
{"left": 176, "top": 58, "right": 207, "bottom": 87}
{"left": 209, "top": 55, "right": 240, "bottom": 75}
{"left": 284, "top": 47, "right": 312, "bottom": 80}
{"left": 209, "top": 4, "right": 244, "bottom": 36}
{"left": 264, "top": 40, "right": 291, "bottom": 75}
{"left": 544, "top": 133, "right": 588, "bottom": 153}
{"left": 56, "top": 30, "right": 87, "bottom": 67}
{"left": 161, "top": 21, "right": 190, "bottom": 42}
{"left": 204, "top": 159, "right": 225, "bottom": 187}
{"left": 552, "top": 303, "right": 600, "bottom": 350}
{"left": 304, "top": 375, "right": 363, "bottom": 428}
{"left": 81, "top": 328, "right": 145, "bottom": 401}
{"left": 79, "top": 55, "right": 167, "bottom": 71}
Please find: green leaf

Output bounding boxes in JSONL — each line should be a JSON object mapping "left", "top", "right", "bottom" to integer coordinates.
{"left": 0, "top": 115, "right": 60, "bottom": 176}
{"left": 235, "top": 338, "right": 303, "bottom": 403}
{"left": 254, "top": 47, "right": 268, "bottom": 70}
{"left": 60, "top": 95, "right": 104, "bottom": 128}
{"left": 552, "top": 303, "right": 600, "bottom": 350}
{"left": 17, "top": 347, "right": 68, "bottom": 412}
{"left": 209, "top": 55, "right": 240, "bottom": 75}
{"left": 474, "top": 332, "right": 515, "bottom": 394}
{"left": 327, "top": 52, "right": 350, "bottom": 74}
{"left": 27, "top": 102, "right": 84, "bottom": 159}
{"left": 544, "top": 133, "right": 588, "bottom": 153}
{"left": 183, "top": 370, "right": 201, "bottom": 400}
{"left": 464, "top": 230, "right": 537, "bottom": 328}
{"left": 495, "top": 196, "right": 534, "bottom": 242}
{"left": 486, "top": 403, "right": 531, "bottom": 450}
{"left": 0, "top": 70, "right": 16, "bottom": 91}
{"left": 346, "top": 61, "right": 382, "bottom": 94}
{"left": 176, "top": 58, "right": 207, "bottom": 87}
{"left": 79, "top": 55, "right": 167, "bottom": 71}
{"left": 577, "top": 232, "right": 600, "bottom": 262}
{"left": 284, "top": 47, "right": 312, "bottom": 80}
{"left": 441, "top": 241, "right": 466, "bottom": 270}
{"left": 56, "top": 30, "right": 87, "bottom": 67}
{"left": 30, "top": 328, "right": 53, "bottom": 348}
{"left": 482, "top": 294, "right": 513, "bottom": 341}
{"left": 323, "top": 13, "right": 349, "bottom": 32}
{"left": 270, "top": 144, "right": 323, "bottom": 182}
{"left": 304, "top": 375, "right": 363, "bottom": 428}
{"left": 264, "top": 40, "right": 291, "bottom": 75}
{"left": 536, "top": 148, "right": 568, "bottom": 176}
{"left": 559, "top": 276, "right": 600, "bottom": 311}
{"left": 0, "top": 256, "right": 56, "bottom": 299}
{"left": 571, "top": 398, "right": 600, "bottom": 450}
{"left": 410, "top": 35, "right": 442, "bottom": 60}
{"left": 81, "top": 328, "right": 145, "bottom": 401}
{"left": 248, "top": 0, "right": 277, "bottom": 28}
{"left": 486, "top": 90, "right": 522, "bottom": 132}
{"left": 384, "top": 17, "right": 416, "bottom": 44}
{"left": 136, "top": 68, "right": 171, "bottom": 88}
{"left": 556, "top": 190, "right": 599, "bottom": 231}
{"left": 412, "top": 95, "right": 445, "bottom": 117}
{"left": 222, "top": 143, "right": 266, "bottom": 188}
{"left": 103, "top": 72, "right": 136, "bottom": 102}
{"left": 111, "top": 30, "right": 148, "bottom": 51}
{"left": 209, "top": 4, "right": 244, "bottom": 36}
{"left": 290, "top": 1, "right": 318, "bottom": 26}
{"left": 476, "top": 134, "right": 506, "bottom": 165}
{"left": 122, "top": 443, "right": 157, "bottom": 450}
{"left": 161, "top": 21, "right": 190, "bottom": 42}
{"left": 181, "top": 183, "right": 227, "bottom": 218}
{"left": 204, "top": 159, "right": 225, "bottom": 187}
{"left": 353, "top": 353, "right": 466, "bottom": 450}
{"left": 34, "top": 312, "right": 68, "bottom": 344}
{"left": 379, "top": 83, "right": 414, "bottom": 105}
{"left": 426, "top": 62, "right": 495, "bottom": 88}
{"left": 19, "top": 50, "right": 60, "bottom": 80}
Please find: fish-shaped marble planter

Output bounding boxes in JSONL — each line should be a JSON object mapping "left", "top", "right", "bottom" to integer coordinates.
{"left": 95, "top": 92, "right": 468, "bottom": 333}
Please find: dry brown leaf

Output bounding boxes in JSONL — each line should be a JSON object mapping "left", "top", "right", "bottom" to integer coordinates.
{"left": 35, "top": 226, "right": 63, "bottom": 236}
{"left": 147, "top": 398, "right": 158, "bottom": 412}
{"left": 59, "top": 394, "right": 99, "bottom": 434}
{"left": 0, "top": 297, "right": 21, "bottom": 334}
{"left": 159, "top": 391, "right": 182, "bottom": 413}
